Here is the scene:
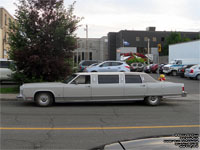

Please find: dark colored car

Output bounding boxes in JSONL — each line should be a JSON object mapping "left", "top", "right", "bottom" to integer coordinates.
{"left": 144, "top": 64, "right": 153, "bottom": 73}
{"left": 78, "top": 60, "right": 99, "bottom": 72}
{"left": 151, "top": 64, "right": 158, "bottom": 73}
{"left": 177, "top": 64, "right": 196, "bottom": 78}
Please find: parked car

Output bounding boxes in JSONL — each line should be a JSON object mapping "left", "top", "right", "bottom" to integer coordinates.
{"left": 177, "top": 64, "right": 196, "bottom": 78}
{"left": 17, "top": 72, "right": 187, "bottom": 107}
{"left": 78, "top": 60, "right": 99, "bottom": 72}
{"left": 159, "top": 63, "right": 166, "bottom": 74}
{"left": 184, "top": 64, "right": 200, "bottom": 80}
{"left": 130, "top": 63, "right": 144, "bottom": 72}
{"left": 151, "top": 64, "right": 158, "bottom": 73}
{"left": 0, "top": 59, "right": 13, "bottom": 82}
{"left": 84, "top": 61, "right": 130, "bottom": 72}
{"left": 144, "top": 64, "right": 153, "bottom": 73}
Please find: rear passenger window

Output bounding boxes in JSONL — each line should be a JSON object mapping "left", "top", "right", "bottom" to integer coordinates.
{"left": 98, "top": 75, "right": 119, "bottom": 84}
{"left": 125, "top": 75, "right": 142, "bottom": 83}
{"left": 111, "top": 62, "right": 122, "bottom": 66}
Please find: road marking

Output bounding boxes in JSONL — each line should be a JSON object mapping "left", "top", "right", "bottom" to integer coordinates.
{"left": 0, "top": 125, "right": 200, "bottom": 130}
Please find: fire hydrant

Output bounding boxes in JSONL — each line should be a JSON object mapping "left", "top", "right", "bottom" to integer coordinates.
{"left": 158, "top": 74, "right": 166, "bottom": 81}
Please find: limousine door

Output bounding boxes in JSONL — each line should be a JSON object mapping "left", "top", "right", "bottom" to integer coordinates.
{"left": 124, "top": 75, "right": 146, "bottom": 98}
{"left": 92, "top": 74, "right": 124, "bottom": 100}
{"left": 63, "top": 75, "right": 92, "bottom": 100}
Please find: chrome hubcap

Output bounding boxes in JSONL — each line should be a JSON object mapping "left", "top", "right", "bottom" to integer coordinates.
{"left": 40, "top": 96, "right": 48, "bottom": 103}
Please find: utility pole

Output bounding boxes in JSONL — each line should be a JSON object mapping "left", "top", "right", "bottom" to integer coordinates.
{"left": 85, "top": 24, "right": 88, "bottom": 60}
{"left": 147, "top": 38, "right": 150, "bottom": 65}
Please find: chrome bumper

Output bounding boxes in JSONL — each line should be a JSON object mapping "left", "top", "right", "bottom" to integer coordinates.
{"left": 17, "top": 94, "right": 25, "bottom": 100}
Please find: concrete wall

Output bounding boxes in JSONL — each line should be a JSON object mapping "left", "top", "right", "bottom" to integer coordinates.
{"left": 159, "top": 56, "right": 168, "bottom": 64}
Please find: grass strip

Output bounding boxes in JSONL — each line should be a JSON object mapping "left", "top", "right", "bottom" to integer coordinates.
{"left": 0, "top": 87, "right": 19, "bottom": 94}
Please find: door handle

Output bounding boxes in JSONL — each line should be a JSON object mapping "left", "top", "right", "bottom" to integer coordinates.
{"left": 140, "top": 84, "right": 145, "bottom": 87}
{"left": 86, "top": 85, "right": 90, "bottom": 87}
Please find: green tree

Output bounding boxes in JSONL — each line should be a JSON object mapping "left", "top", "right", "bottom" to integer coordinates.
{"left": 8, "top": 0, "right": 81, "bottom": 83}
{"left": 162, "top": 32, "right": 191, "bottom": 55}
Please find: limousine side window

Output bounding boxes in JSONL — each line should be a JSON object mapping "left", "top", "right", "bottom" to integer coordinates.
{"left": 71, "top": 75, "right": 90, "bottom": 84}
{"left": 98, "top": 75, "right": 119, "bottom": 84}
{"left": 125, "top": 75, "right": 142, "bottom": 83}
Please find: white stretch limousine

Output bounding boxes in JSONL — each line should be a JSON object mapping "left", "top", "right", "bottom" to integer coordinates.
{"left": 17, "top": 72, "right": 187, "bottom": 107}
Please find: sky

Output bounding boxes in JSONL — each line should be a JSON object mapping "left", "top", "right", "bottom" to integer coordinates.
{"left": 1, "top": 0, "right": 200, "bottom": 38}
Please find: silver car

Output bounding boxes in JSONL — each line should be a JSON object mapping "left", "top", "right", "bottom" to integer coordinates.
{"left": 84, "top": 61, "right": 130, "bottom": 72}
{"left": 184, "top": 64, "right": 200, "bottom": 80}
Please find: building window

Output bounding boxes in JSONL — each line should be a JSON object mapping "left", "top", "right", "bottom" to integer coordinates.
{"left": 136, "top": 37, "right": 140, "bottom": 42}
{"left": 5, "top": 14, "right": 7, "bottom": 25}
{"left": 82, "top": 52, "right": 85, "bottom": 60}
{"left": 89, "top": 52, "right": 92, "bottom": 60}
{"left": 161, "top": 37, "right": 165, "bottom": 42}
{"left": 152, "top": 37, "right": 157, "bottom": 42}
{"left": 144, "top": 37, "right": 148, "bottom": 41}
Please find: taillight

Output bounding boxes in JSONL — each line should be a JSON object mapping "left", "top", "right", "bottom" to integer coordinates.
{"left": 190, "top": 69, "right": 194, "bottom": 73}
{"left": 125, "top": 66, "right": 130, "bottom": 69}
{"left": 181, "top": 69, "right": 184, "bottom": 72}
{"left": 80, "top": 66, "right": 82, "bottom": 69}
{"left": 182, "top": 86, "right": 184, "bottom": 91}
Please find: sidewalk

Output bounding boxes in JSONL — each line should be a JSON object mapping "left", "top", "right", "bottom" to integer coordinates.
{"left": 0, "top": 94, "right": 199, "bottom": 101}
{"left": 0, "top": 94, "right": 18, "bottom": 101}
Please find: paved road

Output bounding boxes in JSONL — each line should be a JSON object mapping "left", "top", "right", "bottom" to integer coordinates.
{"left": 1, "top": 100, "right": 199, "bottom": 149}
{"left": 0, "top": 74, "right": 199, "bottom": 149}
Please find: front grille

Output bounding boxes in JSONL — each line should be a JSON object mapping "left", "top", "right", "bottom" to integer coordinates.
{"left": 163, "top": 67, "right": 169, "bottom": 70}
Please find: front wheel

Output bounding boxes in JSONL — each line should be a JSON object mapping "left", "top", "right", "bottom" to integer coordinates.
{"left": 144, "top": 96, "right": 161, "bottom": 106}
{"left": 35, "top": 92, "right": 53, "bottom": 107}
{"left": 171, "top": 70, "right": 177, "bottom": 76}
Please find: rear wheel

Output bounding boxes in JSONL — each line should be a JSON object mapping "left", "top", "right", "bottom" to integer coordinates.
{"left": 196, "top": 74, "right": 200, "bottom": 80}
{"left": 144, "top": 96, "right": 161, "bottom": 106}
{"left": 35, "top": 92, "right": 53, "bottom": 107}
